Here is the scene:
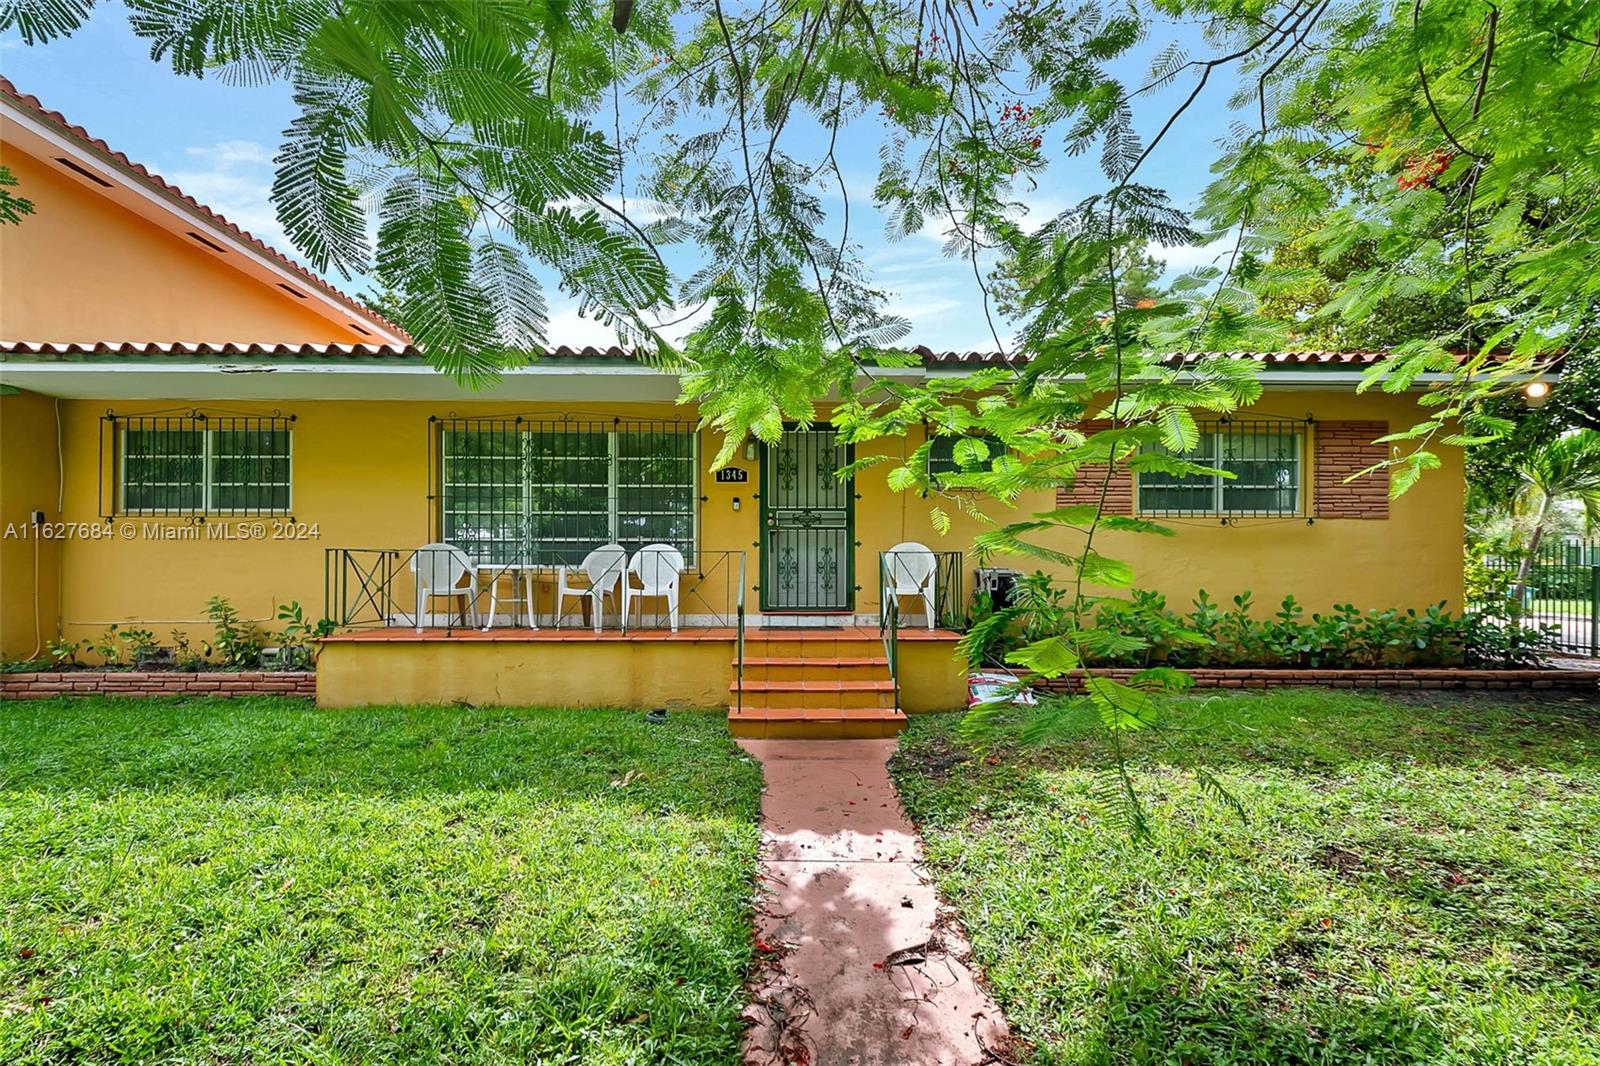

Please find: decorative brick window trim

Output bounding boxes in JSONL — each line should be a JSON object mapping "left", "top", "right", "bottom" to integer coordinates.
{"left": 0, "top": 671, "right": 316, "bottom": 700}
{"left": 1056, "top": 420, "right": 1132, "bottom": 514}
{"left": 1033, "top": 667, "right": 1597, "bottom": 693}
{"left": 1314, "top": 420, "right": 1390, "bottom": 519}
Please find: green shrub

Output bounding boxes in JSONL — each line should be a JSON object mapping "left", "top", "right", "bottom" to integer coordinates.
{"left": 968, "top": 574, "right": 1555, "bottom": 671}
{"left": 90, "top": 625, "right": 125, "bottom": 666}
{"left": 272, "top": 600, "right": 333, "bottom": 669}
{"left": 205, "top": 596, "right": 263, "bottom": 669}
{"left": 169, "top": 628, "right": 208, "bottom": 671}
{"left": 121, "top": 627, "right": 158, "bottom": 665}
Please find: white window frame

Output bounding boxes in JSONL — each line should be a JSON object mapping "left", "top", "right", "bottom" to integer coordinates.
{"left": 440, "top": 423, "right": 699, "bottom": 563}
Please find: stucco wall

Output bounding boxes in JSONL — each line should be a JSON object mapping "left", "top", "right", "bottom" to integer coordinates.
{"left": 0, "top": 148, "right": 364, "bottom": 343}
{"left": 0, "top": 388, "right": 61, "bottom": 657}
{"left": 0, "top": 389, "right": 1463, "bottom": 661}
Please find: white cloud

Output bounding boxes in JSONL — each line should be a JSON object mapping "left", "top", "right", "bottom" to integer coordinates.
{"left": 167, "top": 139, "right": 292, "bottom": 257}
{"left": 184, "top": 140, "right": 270, "bottom": 167}
{"left": 542, "top": 302, "right": 625, "bottom": 348}
{"left": 551, "top": 194, "right": 679, "bottom": 226}
{"left": 1149, "top": 235, "right": 1238, "bottom": 275}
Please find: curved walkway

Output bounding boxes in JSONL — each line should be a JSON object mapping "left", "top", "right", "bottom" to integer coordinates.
{"left": 739, "top": 739, "right": 1012, "bottom": 1065}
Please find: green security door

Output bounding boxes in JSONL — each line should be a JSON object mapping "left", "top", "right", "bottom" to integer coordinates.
{"left": 761, "top": 427, "right": 854, "bottom": 611}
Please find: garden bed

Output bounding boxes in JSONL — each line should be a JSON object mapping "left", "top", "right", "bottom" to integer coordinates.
{"left": 0, "top": 670, "right": 316, "bottom": 700}
{"left": 1032, "top": 665, "right": 1600, "bottom": 693}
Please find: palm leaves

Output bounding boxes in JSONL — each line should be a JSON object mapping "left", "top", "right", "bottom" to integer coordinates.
{"left": 1511, "top": 429, "right": 1600, "bottom": 594}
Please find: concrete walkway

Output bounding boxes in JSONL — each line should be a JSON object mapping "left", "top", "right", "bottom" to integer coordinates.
{"left": 738, "top": 739, "right": 1011, "bottom": 1066}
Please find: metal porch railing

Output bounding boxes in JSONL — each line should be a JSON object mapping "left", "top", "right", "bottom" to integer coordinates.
{"left": 878, "top": 549, "right": 965, "bottom": 706}
{"left": 324, "top": 547, "right": 748, "bottom": 633}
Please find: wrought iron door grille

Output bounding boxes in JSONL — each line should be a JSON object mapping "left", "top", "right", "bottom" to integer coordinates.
{"left": 1137, "top": 416, "right": 1308, "bottom": 518}
{"left": 761, "top": 427, "right": 854, "bottom": 610}
{"left": 100, "top": 412, "right": 294, "bottom": 518}
{"left": 430, "top": 417, "right": 698, "bottom": 565}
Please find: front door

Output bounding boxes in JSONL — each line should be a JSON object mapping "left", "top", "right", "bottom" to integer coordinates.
{"left": 761, "top": 427, "right": 854, "bottom": 611}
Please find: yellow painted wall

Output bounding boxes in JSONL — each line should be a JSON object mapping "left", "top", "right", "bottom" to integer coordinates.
{"left": 859, "top": 389, "right": 1467, "bottom": 617}
{"left": 316, "top": 639, "right": 735, "bottom": 709}
{"left": 0, "top": 388, "right": 61, "bottom": 656}
{"left": 315, "top": 636, "right": 970, "bottom": 712}
{"left": 33, "top": 400, "right": 743, "bottom": 657}
{"left": 0, "top": 390, "right": 1463, "bottom": 668}
{"left": 0, "top": 146, "right": 366, "bottom": 343}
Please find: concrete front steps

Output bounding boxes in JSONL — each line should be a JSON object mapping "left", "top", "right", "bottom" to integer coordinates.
{"left": 727, "top": 627, "right": 908, "bottom": 738}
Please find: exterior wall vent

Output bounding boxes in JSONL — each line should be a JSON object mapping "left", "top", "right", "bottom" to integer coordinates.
{"left": 55, "top": 157, "right": 113, "bottom": 188}
{"left": 277, "top": 283, "right": 308, "bottom": 299}
{"left": 185, "top": 231, "right": 228, "bottom": 253}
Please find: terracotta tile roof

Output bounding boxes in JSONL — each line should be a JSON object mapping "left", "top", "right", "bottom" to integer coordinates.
{"left": 0, "top": 341, "right": 650, "bottom": 360}
{"left": 0, "top": 340, "right": 419, "bottom": 358}
{"left": 0, "top": 76, "right": 411, "bottom": 344}
{"left": 1, "top": 340, "right": 1399, "bottom": 367}
{"left": 912, "top": 346, "right": 1388, "bottom": 366}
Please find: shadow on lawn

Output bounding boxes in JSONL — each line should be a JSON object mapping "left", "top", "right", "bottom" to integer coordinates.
{"left": 1068, "top": 954, "right": 1448, "bottom": 1065}
{"left": 902, "top": 689, "right": 1600, "bottom": 784}
{"left": 0, "top": 700, "right": 762, "bottom": 816}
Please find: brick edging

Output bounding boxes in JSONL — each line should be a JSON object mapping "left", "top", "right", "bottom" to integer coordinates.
{"left": 1033, "top": 667, "right": 1600, "bottom": 692}
{"left": 0, "top": 671, "right": 316, "bottom": 700}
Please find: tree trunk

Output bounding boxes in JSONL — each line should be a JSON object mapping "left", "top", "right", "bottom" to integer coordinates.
{"left": 1511, "top": 495, "right": 1554, "bottom": 607}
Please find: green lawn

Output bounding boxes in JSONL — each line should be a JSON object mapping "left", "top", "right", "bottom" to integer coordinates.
{"left": 0, "top": 699, "right": 762, "bottom": 1065}
{"left": 892, "top": 691, "right": 1600, "bottom": 1065}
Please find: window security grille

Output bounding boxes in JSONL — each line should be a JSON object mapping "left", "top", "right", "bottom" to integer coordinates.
{"left": 926, "top": 434, "right": 1001, "bottom": 481}
{"left": 101, "top": 412, "right": 293, "bottom": 517}
{"left": 431, "top": 418, "right": 698, "bottom": 565}
{"left": 1138, "top": 418, "right": 1307, "bottom": 517}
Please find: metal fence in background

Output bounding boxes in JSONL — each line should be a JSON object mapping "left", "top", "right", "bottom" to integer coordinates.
{"left": 1476, "top": 539, "right": 1599, "bottom": 656}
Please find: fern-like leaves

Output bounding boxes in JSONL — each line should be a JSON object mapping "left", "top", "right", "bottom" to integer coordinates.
{"left": 272, "top": 71, "right": 370, "bottom": 276}
{"left": 0, "top": 0, "right": 98, "bottom": 45}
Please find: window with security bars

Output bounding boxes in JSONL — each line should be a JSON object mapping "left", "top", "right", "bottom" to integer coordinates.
{"left": 1138, "top": 422, "right": 1304, "bottom": 516}
{"left": 114, "top": 415, "right": 292, "bottom": 515}
{"left": 926, "top": 434, "right": 1001, "bottom": 482}
{"left": 437, "top": 419, "right": 697, "bottom": 565}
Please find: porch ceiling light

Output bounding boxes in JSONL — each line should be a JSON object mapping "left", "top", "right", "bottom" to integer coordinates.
{"left": 1523, "top": 380, "right": 1551, "bottom": 407}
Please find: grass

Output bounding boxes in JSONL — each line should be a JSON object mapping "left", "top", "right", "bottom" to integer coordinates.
{"left": 0, "top": 699, "right": 763, "bottom": 1065}
{"left": 891, "top": 690, "right": 1600, "bottom": 1065}
{"left": 1527, "top": 598, "right": 1592, "bottom": 614}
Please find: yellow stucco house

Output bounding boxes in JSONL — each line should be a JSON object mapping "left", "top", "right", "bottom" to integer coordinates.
{"left": 0, "top": 79, "right": 1466, "bottom": 732}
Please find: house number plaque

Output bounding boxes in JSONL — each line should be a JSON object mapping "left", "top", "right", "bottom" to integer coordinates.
{"left": 714, "top": 467, "right": 749, "bottom": 483}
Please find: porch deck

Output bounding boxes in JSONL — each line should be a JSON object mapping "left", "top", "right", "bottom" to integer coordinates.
{"left": 315, "top": 625, "right": 970, "bottom": 733}
{"left": 318, "top": 625, "right": 962, "bottom": 643}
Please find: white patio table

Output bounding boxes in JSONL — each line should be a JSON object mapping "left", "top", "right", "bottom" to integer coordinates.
{"left": 475, "top": 562, "right": 542, "bottom": 630}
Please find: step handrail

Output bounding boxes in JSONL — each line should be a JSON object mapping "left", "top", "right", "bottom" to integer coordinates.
{"left": 878, "top": 553, "right": 900, "bottom": 711}
{"left": 736, "top": 551, "right": 747, "bottom": 714}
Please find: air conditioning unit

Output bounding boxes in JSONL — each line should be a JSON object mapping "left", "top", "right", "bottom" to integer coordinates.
{"left": 974, "top": 567, "right": 1023, "bottom": 609}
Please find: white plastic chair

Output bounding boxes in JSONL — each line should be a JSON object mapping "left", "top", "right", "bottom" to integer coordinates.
{"left": 410, "top": 543, "right": 477, "bottom": 631}
{"left": 555, "top": 544, "right": 628, "bottom": 632}
{"left": 623, "top": 543, "right": 685, "bottom": 632}
{"left": 885, "top": 541, "right": 939, "bottom": 629}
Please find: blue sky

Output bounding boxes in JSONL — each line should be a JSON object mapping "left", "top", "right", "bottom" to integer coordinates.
{"left": 1, "top": 4, "right": 1235, "bottom": 350}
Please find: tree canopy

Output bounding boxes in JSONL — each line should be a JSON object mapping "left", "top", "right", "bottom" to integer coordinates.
{"left": 4, "top": 0, "right": 1590, "bottom": 784}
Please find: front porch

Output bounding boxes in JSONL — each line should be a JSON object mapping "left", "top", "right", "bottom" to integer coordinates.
{"left": 318, "top": 543, "right": 971, "bottom": 733}
{"left": 315, "top": 625, "right": 970, "bottom": 733}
